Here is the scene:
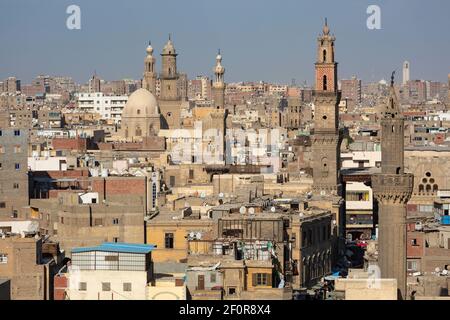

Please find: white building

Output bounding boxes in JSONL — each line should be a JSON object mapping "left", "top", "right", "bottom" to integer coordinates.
{"left": 76, "top": 92, "right": 128, "bottom": 124}
{"left": 341, "top": 151, "right": 381, "bottom": 169}
{"left": 66, "top": 242, "right": 155, "bottom": 300}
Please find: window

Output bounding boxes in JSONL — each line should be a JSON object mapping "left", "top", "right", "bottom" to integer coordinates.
{"left": 407, "top": 261, "right": 418, "bottom": 271}
{"left": 14, "top": 146, "right": 21, "bottom": 153}
{"left": 13, "top": 183, "right": 19, "bottom": 189}
{"left": 323, "top": 75, "right": 328, "bottom": 91}
{"left": 0, "top": 146, "right": 4, "bottom": 153}
{"left": 0, "top": 253, "right": 8, "bottom": 264}
{"left": 165, "top": 233, "right": 174, "bottom": 249}
{"left": 14, "top": 130, "right": 20, "bottom": 136}
{"left": 94, "top": 218, "right": 103, "bottom": 226}
{"left": 79, "top": 282, "right": 87, "bottom": 291}
{"left": 0, "top": 202, "right": 5, "bottom": 208}
{"left": 112, "top": 218, "right": 119, "bottom": 225}
{"left": 210, "top": 273, "right": 217, "bottom": 283}
{"left": 102, "top": 282, "right": 111, "bottom": 291}
{"left": 0, "top": 130, "right": 2, "bottom": 136}
{"left": 123, "top": 283, "right": 132, "bottom": 292}
{"left": 228, "top": 287, "right": 236, "bottom": 295}
{"left": 15, "top": 163, "right": 20, "bottom": 170}
{"left": 253, "top": 273, "right": 271, "bottom": 286}
{"left": 189, "top": 169, "right": 194, "bottom": 180}
{"left": 411, "top": 239, "right": 418, "bottom": 246}
{"left": 60, "top": 217, "right": 64, "bottom": 224}
{"left": 0, "top": 163, "right": 2, "bottom": 170}
{"left": 113, "top": 237, "right": 119, "bottom": 243}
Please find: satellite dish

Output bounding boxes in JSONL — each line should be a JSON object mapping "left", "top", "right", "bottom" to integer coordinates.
{"left": 239, "top": 206, "right": 247, "bottom": 214}
{"left": 218, "top": 193, "right": 224, "bottom": 198}
{"left": 196, "top": 232, "right": 202, "bottom": 240}
{"left": 435, "top": 267, "right": 441, "bottom": 273}
{"left": 248, "top": 207, "right": 255, "bottom": 215}
{"left": 184, "top": 202, "right": 190, "bottom": 208}
{"left": 200, "top": 192, "right": 206, "bottom": 198}
{"left": 189, "top": 232, "right": 195, "bottom": 239}
{"left": 442, "top": 270, "right": 448, "bottom": 276}
{"left": 299, "top": 212, "right": 304, "bottom": 217}
{"left": 270, "top": 206, "right": 276, "bottom": 213}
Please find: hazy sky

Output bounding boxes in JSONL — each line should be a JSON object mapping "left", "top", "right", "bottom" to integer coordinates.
{"left": 0, "top": 0, "right": 449, "bottom": 85}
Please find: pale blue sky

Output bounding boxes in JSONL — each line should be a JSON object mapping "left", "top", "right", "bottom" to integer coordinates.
{"left": 0, "top": 0, "right": 449, "bottom": 85}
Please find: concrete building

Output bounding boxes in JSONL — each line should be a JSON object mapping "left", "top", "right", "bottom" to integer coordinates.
{"left": 340, "top": 76, "right": 362, "bottom": 111}
{"left": 372, "top": 75, "right": 414, "bottom": 300}
{"left": 0, "top": 232, "right": 63, "bottom": 300}
{"left": 0, "top": 128, "right": 29, "bottom": 219}
{"left": 76, "top": 92, "right": 128, "bottom": 124}
{"left": 62, "top": 242, "right": 159, "bottom": 300}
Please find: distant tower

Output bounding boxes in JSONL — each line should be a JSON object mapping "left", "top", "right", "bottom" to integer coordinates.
{"left": 89, "top": 72, "right": 101, "bottom": 93}
{"left": 142, "top": 41, "right": 157, "bottom": 94}
{"left": 212, "top": 49, "right": 225, "bottom": 109}
{"left": 160, "top": 35, "right": 180, "bottom": 101}
{"left": 311, "top": 19, "right": 343, "bottom": 196}
{"left": 158, "top": 35, "right": 182, "bottom": 129}
{"left": 372, "top": 72, "right": 413, "bottom": 300}
{"left": 402, "top": 61, "right": 410, "bottom": 85}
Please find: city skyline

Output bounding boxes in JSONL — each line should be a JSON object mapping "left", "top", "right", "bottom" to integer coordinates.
{"left": 0, "top": 0, "right": 449, "bottom": 84}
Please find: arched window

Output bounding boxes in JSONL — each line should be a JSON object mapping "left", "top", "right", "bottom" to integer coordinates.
{"left": 323, "top": 49, "right": 327, "bottom": 62}
{"left": 433, "top": 184, "right": 439, "bottom": 192}
{"left": 137, "top": 109, "right": 141, "bottom": 115}
{"left": 418, "top": 184, "right": 424, "bottom": 193}
{"left": 135, "top": 126, "right": 142, "bottom": 137}
{"left": 426, "top": 184, "right": 431, "bottom": 193}
{"left": 323, "top": 75, "right": 328, "bottom": 91}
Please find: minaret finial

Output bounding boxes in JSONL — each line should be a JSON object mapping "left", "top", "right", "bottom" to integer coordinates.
{"left": 168, "top": 33, "right": 171, "bottom": 41}
{"left": 218, "top": 48, "right": 221, "bottom": 55}
{"left": 325, "top": 17, "right": 328, "bottom": 26}
{"left": 391, "top": 70, "right": 396, "bottom": 87}
{"left": 149, "top": 40, "right": 151, "bottom": 46}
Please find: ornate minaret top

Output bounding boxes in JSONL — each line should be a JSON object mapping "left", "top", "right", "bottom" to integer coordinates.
{"left": 142, "top": 41, "right": 156, "bottom": 94}
{"left": 160, "top": 35, "right": 179, "bottom": 100}
{"left": 213, "top": 49, "right": 225, "bottom": 87}
{"left": 380, "top": 71, "right": 405, "bottom": 175}
{"left": 315, "top": 18, "right": 337, "bottom": 93}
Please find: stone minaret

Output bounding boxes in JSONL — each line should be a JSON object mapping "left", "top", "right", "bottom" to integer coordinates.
{"left": 372, "top": 72, "right": 413, "bottom": 300}
{"left": 312, "top": 19, "right": 342, "bottom": 196}
{"left": 142, "top": 41, "right": 156, "bottom": 94}
{"left": 212, "top": 49, "right": 225, "bottom": 109}
{"left": 160, "top": 35, "right": 180, "bottom": 101}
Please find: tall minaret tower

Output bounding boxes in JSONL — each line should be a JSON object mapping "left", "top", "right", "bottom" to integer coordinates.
{"left": 402, "top": 61, "right": 410, "bottom": 85}
{"left": 372, "top": 72, "right": 413, "bottom": 300}
{"left": 160, "top": 35, "right": 180, "bottom": 101}
{"left": 311, "top": 19, "right": 342, "bottom": 196}
{"left": 212, "top": 49, "right": 225, "bottom": 109}
{"left": 142, "top": 41, "right": 156, "bottom": 94}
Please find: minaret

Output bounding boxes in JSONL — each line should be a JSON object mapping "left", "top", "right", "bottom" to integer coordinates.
{"left": 311, "top": 19, "right": 342, "bottom": 196}
{"left": 142, "top": 41, "right": 156, "bottom": 94}
{"left": 212, "top": 49, "right": 225, "bottom": 109}
{"left": 372, "top": 72, "right": 413, "bottom": 300}
{"left": 160, "top": 34, "right": 180, "bottom": 101}
{"left": 402, "top": 61, "right": 410, "bottom": 85}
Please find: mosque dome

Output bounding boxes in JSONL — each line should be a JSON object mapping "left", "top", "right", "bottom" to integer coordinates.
{"left": 122, "top": 88, "right": 159, "bottom": 118}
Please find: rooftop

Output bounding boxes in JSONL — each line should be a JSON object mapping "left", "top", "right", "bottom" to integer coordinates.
{"left": 71, "top": 242, "right": 156, "bottom": 254}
